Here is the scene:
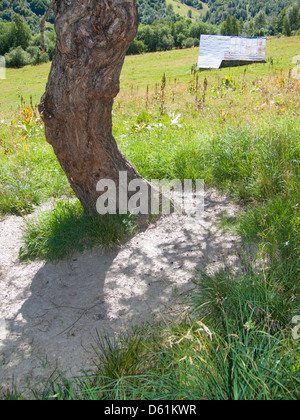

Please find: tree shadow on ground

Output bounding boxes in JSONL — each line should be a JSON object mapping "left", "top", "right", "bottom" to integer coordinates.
{"left": 0, "top": 190, "right": 242, "bottom": 396}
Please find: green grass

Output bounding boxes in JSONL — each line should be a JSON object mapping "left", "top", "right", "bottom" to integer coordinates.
{"left": 238, "top": 195, "right": 300, "bottom": 261}
{"left": 1, "top": 36, "right": 299, "bottom": 118}
{"left": 0, "top": 64, "right": 50, "bottom": 118}
{"left": 117, "top": 118, "right": 300, "bottom": 191}
{"left": 19, "top": 200, "right": 137, "bottom": 262}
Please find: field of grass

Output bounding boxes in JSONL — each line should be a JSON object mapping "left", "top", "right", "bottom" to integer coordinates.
{"left": 0, "top": 36, "right": 300, "bottom": 399}
{"left": 166, "top": 0, "right": 208, "bottom": 21}
{"left": 1, "top": 36, "right": 299, "bottom": 117}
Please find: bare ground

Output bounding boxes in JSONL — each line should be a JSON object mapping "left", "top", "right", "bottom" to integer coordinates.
{"left": 0, "top": 189, "right": 241, "bottom": 396}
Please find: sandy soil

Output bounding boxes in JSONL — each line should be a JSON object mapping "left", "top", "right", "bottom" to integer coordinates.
{"left": 0, "top": 189, "right": 241, "bottom": 396}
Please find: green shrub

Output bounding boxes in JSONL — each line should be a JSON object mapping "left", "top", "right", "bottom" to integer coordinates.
{"left": 182, "top": 37, "right": 195, "bottom": 48}
{"left": 46, "top": 42, "right": 56, "bottom": 60}
{"left": 26, "top": 45, "right": 40, "bottom": 58}
{"left": 127, "top": 39, "right": 146, "bottom": 55}
{"left": 32, "top": 50, "right": 49, "bottom": 65}
{"left": 4, "top": 46, "right": 31, "bottom": 68}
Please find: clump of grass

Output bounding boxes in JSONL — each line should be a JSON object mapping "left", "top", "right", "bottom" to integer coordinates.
{"left": 118, "top": 117, "right": 299, "bottom": 203}
{"left": 238, "top": 195, "right": 300, "bottom": 262}
{"left": 0, "top": 150, "right": 72, "bottom": 217}
{"left": 191, "top": 261, "right": 300, "bottom": 337}
{"left": 188, "top": 261, "right": 300, "bottom": 400}
{"left": 19, "top": 200, "right": 137, "bottom": 262}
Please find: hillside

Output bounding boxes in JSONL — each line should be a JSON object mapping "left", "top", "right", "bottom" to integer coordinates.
{"left": 203, "top": 0, "right": 297, "bottom": 23}
{"left": 166, "top": 0, "right": 208, "bottom": 21}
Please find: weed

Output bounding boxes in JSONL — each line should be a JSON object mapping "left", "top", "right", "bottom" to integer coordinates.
{"left": 159, "top": 72, "right": 167, "bottom": 115}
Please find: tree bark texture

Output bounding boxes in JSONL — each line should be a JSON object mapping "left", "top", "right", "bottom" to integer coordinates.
{"left": 39, "top": 0, "right": 144, "bottom": 215}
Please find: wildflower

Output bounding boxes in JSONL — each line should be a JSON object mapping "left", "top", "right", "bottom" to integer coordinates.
{"left": 244, "top": 320, "right": 256, "bottom": 331}
{"left": 170, "top": 113, "right": 183, "bottom": 128}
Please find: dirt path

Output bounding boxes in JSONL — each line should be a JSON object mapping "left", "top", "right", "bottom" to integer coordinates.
{"left": 0, "top": 189, "right": 241, "bottom": 396}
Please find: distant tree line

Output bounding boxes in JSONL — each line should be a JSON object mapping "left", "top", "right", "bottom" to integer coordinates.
{"left": 128, "top": 18, "right": 218, "bottom": 54}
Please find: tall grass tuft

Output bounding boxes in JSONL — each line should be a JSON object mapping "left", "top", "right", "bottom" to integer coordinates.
{"left": 19, "top": 200, "right": 137, "bottom": 262}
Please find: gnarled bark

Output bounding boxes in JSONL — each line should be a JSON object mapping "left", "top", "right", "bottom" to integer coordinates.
{"left": 39, "top": 0, "right": 144, "bottom": 215}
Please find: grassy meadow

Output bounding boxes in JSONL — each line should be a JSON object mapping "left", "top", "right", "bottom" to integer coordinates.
{"left": 0, "top": 36, "right": 300, "bottom": 399}
{"left": 165, "top": 0, "right": 208, "bottom": 21}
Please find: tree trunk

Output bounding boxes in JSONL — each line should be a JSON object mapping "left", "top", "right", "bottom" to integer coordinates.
{"left": 39, "top": 0, "right": 144, "bottom": 215}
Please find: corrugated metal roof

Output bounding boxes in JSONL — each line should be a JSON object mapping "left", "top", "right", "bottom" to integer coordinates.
{"left": 198, "top": 35, "right": 267, "bottom": 69}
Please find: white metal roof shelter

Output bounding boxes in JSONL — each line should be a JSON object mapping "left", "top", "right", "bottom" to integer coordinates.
{"left": 198, "top": 35, "right": 267, "bottom": 69}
